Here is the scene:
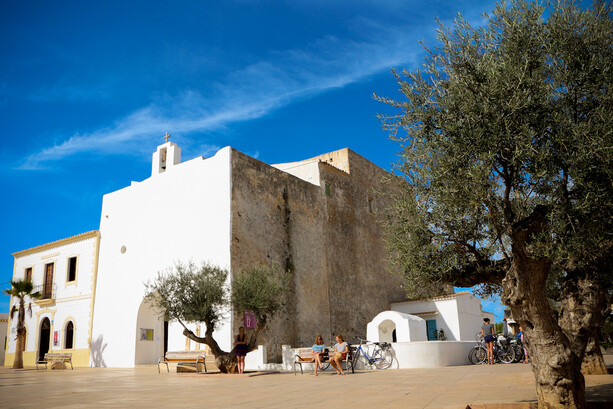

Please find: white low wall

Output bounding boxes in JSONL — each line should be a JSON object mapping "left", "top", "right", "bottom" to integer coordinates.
{"left": 244, "top": 345, "right": 287, "bottom": 371}
{"left": 245, "top": 341, "right": 475, "bottom": 372}
{"left": 390, "top": 341, "right": 474, "bottom": 368}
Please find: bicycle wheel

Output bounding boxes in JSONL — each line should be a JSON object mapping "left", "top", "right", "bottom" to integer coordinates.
{"left": 373, "top": 348, "right": 393, "bottom": 369}
{"left": 469, "top": 346, "right": 487, "bottom": 365}
{"left": 513, "top": 345, "right": 524, "bottom": 363}
{"left": 498, "top": 344, "right": 515, "bottom": 364}
{"left": 468, "top": 348, "right": 479, "bottom": 364}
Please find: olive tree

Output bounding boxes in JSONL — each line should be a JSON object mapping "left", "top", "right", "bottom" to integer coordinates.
{"left": 378, "top": 1, "right": 612, "bottom": 407}
{"left": 144, "top": 261, "right": 290, "bottom": 373}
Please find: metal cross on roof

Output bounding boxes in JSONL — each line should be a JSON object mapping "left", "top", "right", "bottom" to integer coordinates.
{"left": 163, "top": 132, "right": 171, "bottom": 143}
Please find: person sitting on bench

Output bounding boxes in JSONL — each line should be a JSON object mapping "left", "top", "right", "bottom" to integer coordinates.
{"left": 312, "top": 335, "right": 326, "bottom": 376}
{"left": 330, "top": 334, "right": 348, "bottom": 375}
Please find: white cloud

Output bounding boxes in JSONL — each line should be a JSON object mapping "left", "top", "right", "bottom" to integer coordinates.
{"left": 18, "top": 9, "right": 488, "bottom": 170}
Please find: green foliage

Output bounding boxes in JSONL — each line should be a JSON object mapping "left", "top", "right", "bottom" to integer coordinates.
{"left": 4, "top": 280, "right": 41, "bottom": 301}
{"left": 4, "top": 279, "right": 42, "bottom": 318}
{"left": 231, "top": 265, "right": 291, "bottom": 323}
{"left": 378, "top": 0, "right": 613, "bottom": 298}
{"left": 144, "top": 261, "right": 228, "bottom": 329}
{"left": 434, "top": 329, "right": 447, "bottom": 341}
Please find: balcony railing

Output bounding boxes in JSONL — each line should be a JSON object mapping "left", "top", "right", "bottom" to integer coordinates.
{"left": 33, "top": 284, "right": 56, "bottom": 300}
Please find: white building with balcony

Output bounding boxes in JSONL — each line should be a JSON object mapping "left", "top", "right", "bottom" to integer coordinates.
{"left": 4, "top": 231, "right": 100, "bottom": 367}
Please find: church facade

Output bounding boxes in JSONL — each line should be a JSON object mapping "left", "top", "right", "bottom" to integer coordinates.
{"left": 5, "top": 141, "right": 406, "bottom": 367}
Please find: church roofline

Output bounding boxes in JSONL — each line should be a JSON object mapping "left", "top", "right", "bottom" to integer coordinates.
{"left": 13, "top": 230, "right": 100, "bottom": 258}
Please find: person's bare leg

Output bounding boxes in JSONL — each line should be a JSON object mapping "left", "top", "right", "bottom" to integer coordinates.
{"left": 331, "top": 357, "right": 341, "bottom": 374}
{"left": 333, "top": 356, "right": 343, "bottom": 374}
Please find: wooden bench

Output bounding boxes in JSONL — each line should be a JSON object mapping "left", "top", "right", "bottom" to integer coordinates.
{"left": 36, "top": 352, "right": 73, "bottom": 370}
{"left": 158, "top": 351, "right": 207, "bottom": 374}
{"left": 294, "top": 346, "right": 355, "bottom": 375}
{"left": 294, "top": 348, "right": 328, "bottom": 375}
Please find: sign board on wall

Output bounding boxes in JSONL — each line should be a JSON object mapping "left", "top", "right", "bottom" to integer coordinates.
{"left": 53, "top": 331, "right": 59, "bottom": 347}
{"left": 244, "top": 311, "right": 257, "bottom": 329}
{"left": 140, "top": 328, "right": 154, "bottom": 341}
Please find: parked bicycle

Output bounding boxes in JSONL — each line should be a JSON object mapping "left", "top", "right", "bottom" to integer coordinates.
{"left": 468, "top": 332, "right": 515, "bottom": 364}
{"left": 349, "top": 338, "right": 394, "bottom": 371}
{"left": 509, "top": 335, "right": 526, "bottom": 363}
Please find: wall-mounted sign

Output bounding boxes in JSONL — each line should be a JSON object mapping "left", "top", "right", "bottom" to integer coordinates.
{"left": 140, "top": 328, "right": 154, "bottom": 341}
{"left": 244, "top": 311, "right": 257, "bottom": 329}
{"left": 53, "top": 331, "right": 59, "bottom": 347}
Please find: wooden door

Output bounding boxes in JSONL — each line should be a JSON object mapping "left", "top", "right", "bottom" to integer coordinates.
{"left": 44, "top": 263, "right": 54, "bottom": 298}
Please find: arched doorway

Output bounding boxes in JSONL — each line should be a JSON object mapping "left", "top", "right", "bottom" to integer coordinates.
{"left": 38, "top": 318, "right": 51, "bottom": 361}
{"left": 64, "top": 321, "right": 74, "bottom": 349}
{"left": 378, "top": 319, "right": 397, "bottom": 343}
{"left": 134, "top": 300, "right": 163, "bottom": 365}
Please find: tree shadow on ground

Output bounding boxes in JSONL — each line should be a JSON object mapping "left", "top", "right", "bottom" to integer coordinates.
{"left": 90, "top": 335, "right": 107, "bottom": 367}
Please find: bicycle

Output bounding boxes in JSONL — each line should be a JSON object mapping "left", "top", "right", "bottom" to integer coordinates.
{"left": 509, "top": 336, "right": 525, "bottom": 363}
{"left": 468, "top": 333, "right": 515, "bottom": 364}
{"left": 349, "top": 338, "right": 394, "bottom": 371}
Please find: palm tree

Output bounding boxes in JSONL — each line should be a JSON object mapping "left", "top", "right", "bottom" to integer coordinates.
{"left": 4, "top": 280, "right": 42, "bottom": 369}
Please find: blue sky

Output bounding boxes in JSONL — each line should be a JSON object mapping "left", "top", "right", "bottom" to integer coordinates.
{"left": 1, "top": 0, "right": 503, "bottom": 319}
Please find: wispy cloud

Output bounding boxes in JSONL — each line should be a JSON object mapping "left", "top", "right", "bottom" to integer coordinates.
{"left": 16, "top": 17, "right": 446, "bottom": 170}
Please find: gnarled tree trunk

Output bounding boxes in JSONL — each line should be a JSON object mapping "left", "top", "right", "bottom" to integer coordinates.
{"left": 504, "top": 263, "right": 586, "bottom": 409}
{"left": 502, "top": 217, "right": 588, "bottom": 409}
{"left": 180, "top": 318, "right": 266, "bottom": 373}
{"left": 581, "top": 332, "right": 607, "bottom": 375}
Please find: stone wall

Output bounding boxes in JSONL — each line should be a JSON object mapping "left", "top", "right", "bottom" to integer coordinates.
{"left": 230, "top": 148, "right": 405, "bottom": 360}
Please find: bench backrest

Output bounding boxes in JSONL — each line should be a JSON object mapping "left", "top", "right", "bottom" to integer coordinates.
{"left": 44, "top": 353, "right": 72, "bottom": 360}
{"left": 165, "top": 351, "right": 205, "bottom": 361}
{"left": 296, "top": 349, "right": 315, "bottom": 361}
{"left": 296, "top": 347, "right": 329, "bottom": 361}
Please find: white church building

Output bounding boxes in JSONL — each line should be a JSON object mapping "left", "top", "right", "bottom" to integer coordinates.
{"left": 5, "top": 138, "right": 409, "bottom": 368}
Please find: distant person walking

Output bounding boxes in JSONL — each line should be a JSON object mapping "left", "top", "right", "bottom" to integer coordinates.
{"left": 482, "top": 318, "right": 495, "bottom": 365}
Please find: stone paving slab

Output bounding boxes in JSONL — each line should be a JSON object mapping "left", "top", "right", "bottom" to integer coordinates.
{"left": 0, "top": 358, "right": 611, "bottom": 409}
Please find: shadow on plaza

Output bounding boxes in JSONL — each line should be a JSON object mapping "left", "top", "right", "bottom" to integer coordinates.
{"left": 585, "top": 382, "right": 613, "bottom": 407}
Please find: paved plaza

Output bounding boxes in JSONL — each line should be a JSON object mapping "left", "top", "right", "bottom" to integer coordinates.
{"left": 1, "top": 357, "right": 612, "bottom": 409}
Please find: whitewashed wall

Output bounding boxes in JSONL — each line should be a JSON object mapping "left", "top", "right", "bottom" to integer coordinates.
{"left": 366, "top": 311, "right": 427, "bottom": 343}
{"left": 388, "top": 341, "right": 475, "bottom": 368}
{"left": 0, "top": 314, "right": 8, "bottom": 365}
{"left": 7, "top": 235, "right": 98, "bottom": 358}
{"left": 91, "top": 146, "right": 233, "bottom": 368}
{"left": 391, "top": 297, "right": 459, "bottom": 340}
{"left": 391, "top": 292, "right": 492, "bottom": 341}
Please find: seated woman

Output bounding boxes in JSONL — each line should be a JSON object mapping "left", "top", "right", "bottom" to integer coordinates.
{"left": 312, "top": 335, "right": 326, "bottom": 376}
{"left": 329, "top": 334, "right": 348, "bottom": 375}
